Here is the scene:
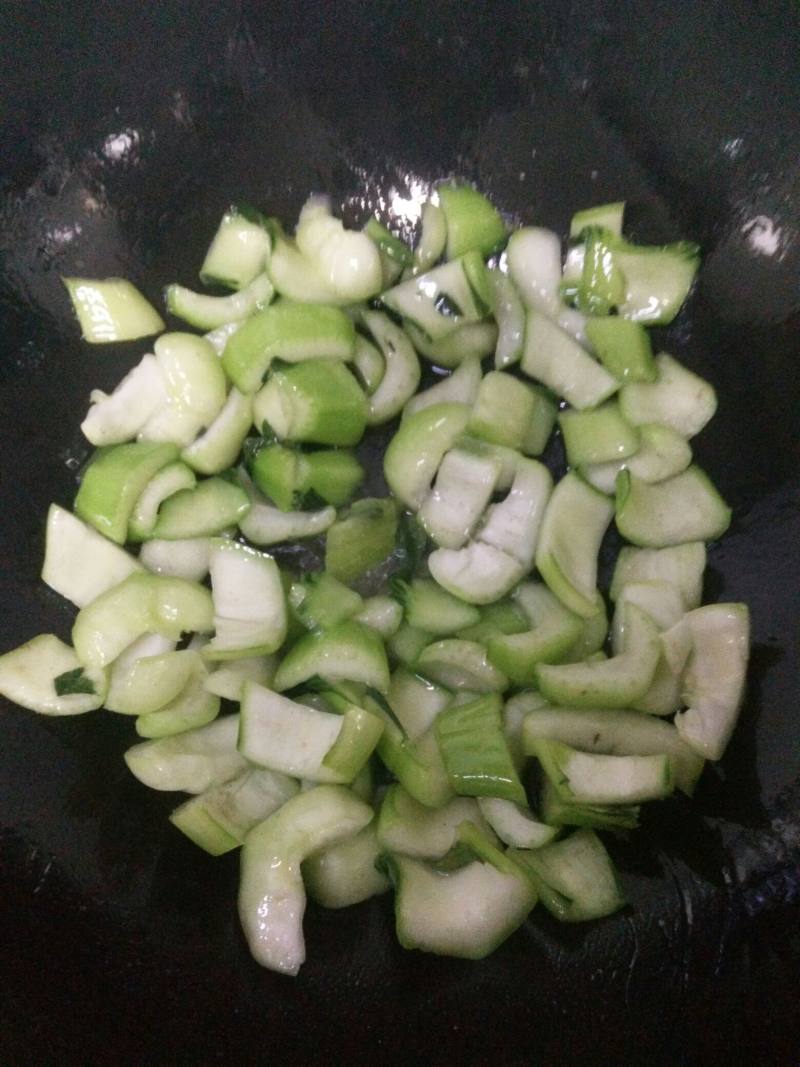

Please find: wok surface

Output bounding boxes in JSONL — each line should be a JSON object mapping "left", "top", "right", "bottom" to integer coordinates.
{"left": 1, "top": 2, "right": 799, "bottom": 1063}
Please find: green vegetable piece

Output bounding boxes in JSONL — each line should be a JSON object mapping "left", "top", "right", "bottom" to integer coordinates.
{"left": 304, "top": 450, "right": 365, "bottom": 507}
{"left": 615, "top": 466, "right": 732, "bottom": 547}
{"left": 575, "top": 228, "right": 627, "bottom": 314}
{"left": 75, "top": 441, "right": 179, "bottom": 544}
{"left": 437, "top": 183, "right": 507, "bottom": 259}
{"left": 0, "top": 634, "right": 106, "bottom": 715}
{"left": 250, "top": 443, "right": 306, "bottom": 511}
{"left": 303, "top": 821, "right": 391, "bottom": 908}
{"left": 63, "top": 277, "right": 165, "bottom": 343}
{"left": 223, "top": 303, "right": 356, "bottom": 393}
{"left": 559, "top": 401, "right": 640, "bottom": 467}
{"left": 468, "top": 371, "right": 538, "bottom": 452}
{"left": 199, "top": 205, "right": 271, "bottom": 290}
{"left": 325, "top": 497, "right": 398, "bottom": 584}
{"left": 511, "top": 828, "right": 626, "bottom": 922}
{"left": 149, "top": 476, "right": 251, "bottom": 540}
{"left": 585, "top": 317, "right": 657, "bottom": 384}
{"left": 273, "top": 620, "right": 391, "bottom": 693}
{"left": 166, "top": 273, "right": 274, "bottom": 332}
{"left": 254, "top": 360, "right": 368, "bottom": 446}
{"left": 434, "top": 694, "right": 527, "bottom": 805}
{"left": 291, "top": 572, "right": 364, "bottom": 631}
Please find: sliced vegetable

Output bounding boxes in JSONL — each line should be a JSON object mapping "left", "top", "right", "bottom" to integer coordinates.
{"left": 0, "top": 634, "right": 106, "bottom": 715}
{"left": 63, "top": 277, "right": 165, "bottom": 343}
{"left": 199, "top": 206, "right": 271, "bottom": 290}
{"left": 437, "top": 183, "right": 507, "bottom": 259}
{"left": 521, "top": 310, "right": 618, "bottom": 410}
{"left": 615, "top": 466, "right": 732, "bottom": 547}
{"left": 239, "top": 785, "right": 373, "bottom": 974}
{"left": 223, "top": 302, "right": 356, "bottom": 394}
{"left": 254, "top": 360, "right": 367, "bottom": 447}
{"left": 434, "top": 693, "right": 526, "bottom": 804}
{"left": 42, "top": 504, "right": 142, "bottom": 608}
{"left": 325, "top": 497, "right": 398, "bottom": 583}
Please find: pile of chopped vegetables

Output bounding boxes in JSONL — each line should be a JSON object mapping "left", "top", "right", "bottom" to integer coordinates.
{"left": 0, "top": 186, "right": 749, "bottom": 975}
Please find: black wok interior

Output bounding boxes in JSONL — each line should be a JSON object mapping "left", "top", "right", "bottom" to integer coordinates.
{"left": 1, "top": 3, "right": 799, "bottom": 1064}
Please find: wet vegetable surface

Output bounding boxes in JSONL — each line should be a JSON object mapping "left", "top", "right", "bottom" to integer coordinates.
{"left": 1, "top": 2, "right": 799, "bottom": 1063}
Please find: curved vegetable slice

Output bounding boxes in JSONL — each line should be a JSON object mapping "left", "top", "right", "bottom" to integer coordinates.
{"left": 239, "top": 683, "right": 382, "bottom": 784}
{"left": 675, "top": 603, "right": 750, "bottom": 760}
{"left": 490, "top": 270, "right": 526, "bottom": 369}
{"left": 0, "top": 634, "right": 106, "bottom": 715}
{"left": 559, "top": 402, "right": 639, "bottom": 467}
{"left": 273, "top": 620, "right": 390, "bottom": 693}
{"left": 412, "top": 200, "right": 447, "bottom": 274}
{"left": 204, "top": 540, "right": 287, "bottom": 659}
{"left": 488, "top": 582, "right": 583, "bottom": 684}
{"left": 384, "top": 835, "right": 536, "bottom": 959}
{"left": 128, "top": 462, "right": 197, "bottom": 541}
{"left": 531, "top": 737, "right": 674, "bottom": 805}
{"left": 418, "top": 447, "right": 501, "bottom": 550}
{"left": 384, "top": 402, "right": 471, "bottom": 510}
{"left": 610, "top": 542, "right": 706, "bottom": 610}
{"left": 377, "top": 721, "right": 454, "bottom": 808}
{"left": 417, "top": 640, "right": 508, "bottom": 693}
{"left": 429, "top": 540, "right": 525, "bottom": 606}
{"left": 522, "top": 705, "right": 704, "bottom": 796}
{"left": 199, "top": 206, "right": 271, "bottom": 290}
{"left": 222, "top": 303, "right": 356, "bottom": 394}
{"left": 361, "top": 310, "right": 421, "bottom": 424}
{"left": 511, "top": 828, "right": 625, "bottom": 922}
{"left": 149, "top": 476, "right": 250, "bottom": 540}
{"left": 254, "top": 360, "right": 367, "bottom": 446}
{"left": 42, "top": 504, "right": 143, "bottom": 608}
{"left": 615, "top": 466, "right": 731, "bottom": 547}
{"left": 405, "top": 320, "right": 498, "bottom": 368}
{"left": 139, "top": 333, "right": 227, "bottom": 446}
{"left": 75, "top": 441, "right": 179, "bottom": 544}
{"left": 303, "top": 821, "right": 390, "bottom": 908}
{"left": 521, "top": 310, "right": 618, "bottom": 410}
{"left": 477, "top": 797, "right": 556, "bottom": 849}
{"left": 295, "top": 196, "right": 383, "bottom": 302}
{"left": 535, "top": 472, "right": 614, "bottom": 618}
{"left": 239, "top": 499, "right": 336, "bottom": 546}
{"left": 619, "top": 353, "right": 717, "bottom": 437}
{"left": 105, "top": 643, "right": 193, "bottom": 716}
{"left": 437, "top": 183, "right": 507, "bottom": 259}
{"left": 580, "top": 422, "right": 692, "bottom": 496}
{"left": 378, "top": 786, "right": 492, "bottom": 859}
{"left": 166, "top": 273, "right": 274, "bottom": 331}
{"left": 434, "top": 693, "right": 525, "bottom": 804}
{"left": 477, "top": 457, "right": 552, "bottom": 567}
{"left": 392, "top": 578, "right": 480, "bottom": 636}
{"left": 81, "top": 353, "right": 168, "bottom": 446}
{"left": 381, "top": 255, "right": 489, "bottom": 341}
{"left": 139, "top": 537, "right": 216, "bottom": 582}
{"left": 72, "top": 573, "right": 213, "bottom": 669}
{"left": 124, "top": 714, "right": 247, "bottom": 793}
{"left": 584, "top": 317, "right": 656, "bottom": 384}
{"left": 505, "top": 227, "right": 563, "bottom": 315}
{"left": 181, "top": 388, "right": 253, "bottom": 475}
{"left": 63, "top": 277, "right": 165, "bottom": 343}
{"left": 325, "top": 497, "right": 398, "bottom": 583}
{"left": 135, "top": 657, "right": 220, "bottom": 738}
{"left": 535, "top": 603, "right": 661, "bottom": 708}
{"left": 170, "top": 767, "right": 299, "bottom": 857}
{"left": 238, "top": 785, "right": 373, "bottom": 974}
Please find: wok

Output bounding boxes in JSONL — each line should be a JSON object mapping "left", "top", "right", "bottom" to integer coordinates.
{"left": 1, "top": 2, "right": 799, "bottom": 1063}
